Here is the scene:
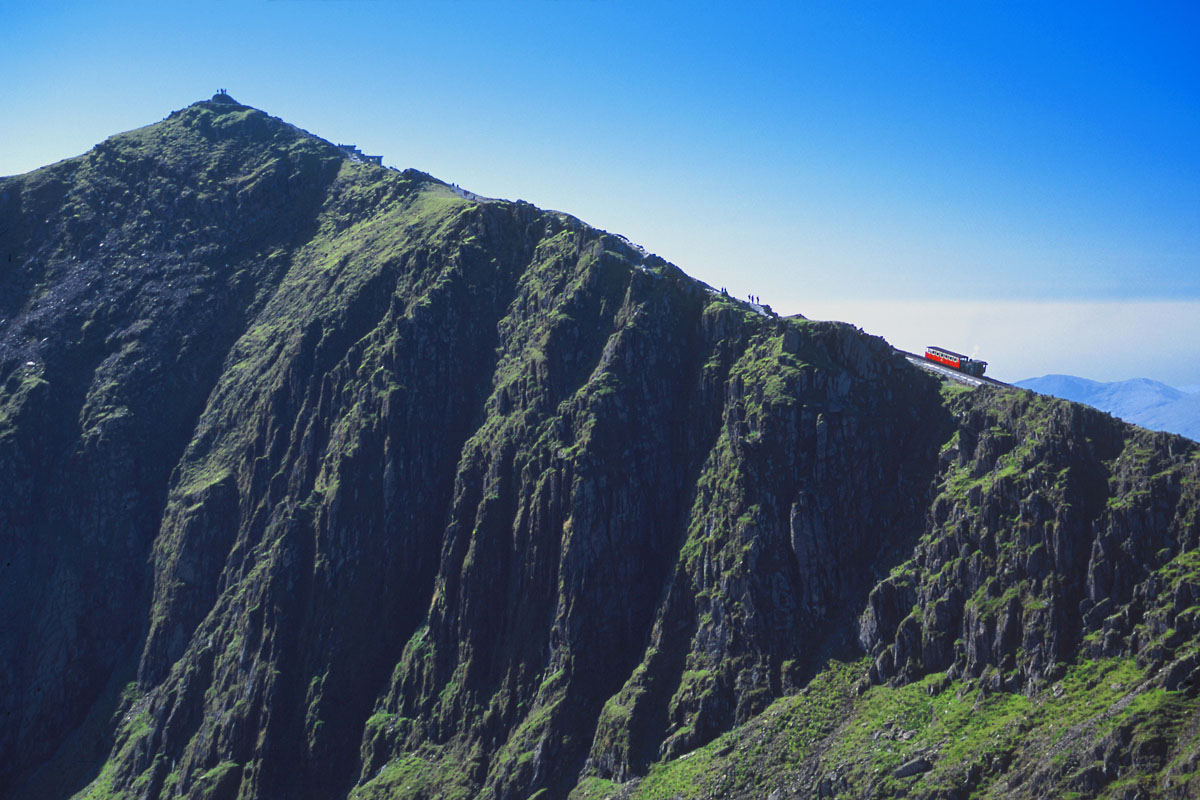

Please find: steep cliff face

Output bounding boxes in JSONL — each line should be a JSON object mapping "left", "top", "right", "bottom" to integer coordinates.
{"left": 862, "top": 389, "right": 1200, "bottom": 694}
{"left": 0, "top": 96, "right": 347, "bottom": 795}
{"left": 595, "top": 389, "right": 1200, "bottom": 800}
{"left": 2, "top": 98, "right": 1198, "bottom": 800}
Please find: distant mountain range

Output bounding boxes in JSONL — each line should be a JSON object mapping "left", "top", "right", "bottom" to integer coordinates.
{"left": 1016, "top": 374, "right": 1200, "bottom": 441}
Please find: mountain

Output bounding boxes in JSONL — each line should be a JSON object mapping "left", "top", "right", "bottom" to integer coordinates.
{"left": 1140, "top": 392, "right": 1200, "bottom": 443}
{"left": 1014, "top": 375, "right": 1185, "bottom": 420}
{"left": 3, "top": 96, "right": 1200, "bottom": 800}
{"left": 1018, "top": 374, "right": 1200, "bottom": 441}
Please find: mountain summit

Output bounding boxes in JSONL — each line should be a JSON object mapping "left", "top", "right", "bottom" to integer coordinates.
{"left": 2, "top": 99, "right": 1200, "bottom": 800}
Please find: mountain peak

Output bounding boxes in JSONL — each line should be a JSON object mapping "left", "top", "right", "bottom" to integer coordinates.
{"left": 208, "top": 88, "right": 240, "bottom": 105}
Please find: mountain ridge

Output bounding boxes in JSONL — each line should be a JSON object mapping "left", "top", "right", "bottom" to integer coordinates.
{"left": 2, "top": 98, "right": 1199, "bottom": 800}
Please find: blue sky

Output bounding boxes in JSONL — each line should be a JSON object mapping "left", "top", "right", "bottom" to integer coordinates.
{"left": 3, "top": 1, "right": 1198, "bottom": 384}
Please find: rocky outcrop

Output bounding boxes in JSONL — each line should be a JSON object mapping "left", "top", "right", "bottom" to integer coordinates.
{"left": 861, "top": 389, "right": 1200, "bottom": 695}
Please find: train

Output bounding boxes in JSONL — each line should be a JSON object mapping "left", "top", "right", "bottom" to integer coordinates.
{"left": 924, "top": 346, "right": 988, "bottom": 377}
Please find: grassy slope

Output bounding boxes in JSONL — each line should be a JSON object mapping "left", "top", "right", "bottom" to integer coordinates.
{"left": 569, "top": 655, "right": 1192, "bottom": 800}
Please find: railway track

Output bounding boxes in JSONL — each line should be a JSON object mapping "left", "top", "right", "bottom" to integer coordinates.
{"left": 895, "top": 350, "right": 1009, "bottom": 388}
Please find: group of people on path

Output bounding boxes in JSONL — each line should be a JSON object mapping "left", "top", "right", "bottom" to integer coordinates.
{"left": 717, "top": 287, "right": 765, "bottom": 306}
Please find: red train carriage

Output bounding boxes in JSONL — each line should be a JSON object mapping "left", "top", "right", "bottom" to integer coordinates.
{"left": 925, "top": 346, "right": 988, "bottom": 377}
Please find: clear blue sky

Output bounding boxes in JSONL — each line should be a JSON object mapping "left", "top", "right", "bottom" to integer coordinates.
{"left": 3, "top": 1, "right": 1198, "bottom": 384}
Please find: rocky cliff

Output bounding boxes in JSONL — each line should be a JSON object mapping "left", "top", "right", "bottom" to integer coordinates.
{"left": 2, "top": 97, "right": 1198, "bottom": 800}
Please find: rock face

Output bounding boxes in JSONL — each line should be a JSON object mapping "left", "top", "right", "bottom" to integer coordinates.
{"left": 861, "top": 390, "right": 1200, "bottom": 692}
{"left": 1, "top": 99, "right": 1199, "bottom": 800}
